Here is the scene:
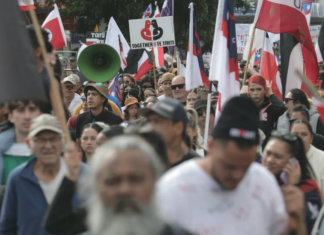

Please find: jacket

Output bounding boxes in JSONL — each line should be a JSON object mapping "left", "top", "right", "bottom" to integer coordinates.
{"left": 259, "top": 95, "right": 286, "bottom": 147}
{"left": 0, "top": 127, "right": 15, "bottom": 184}
{"left": 44, "top": 177, "right": 192, "bottom": 235}
{"left": 75, "top": 108, "right": 123, "bottom": 139}
{"left": 277, "top": 108, "right": 324, "bottom": 135}
{"left": 0, "top": 158, "right": 87, "bottom": 235}
{"left": 307, "top": 145, "right": 324, "bottom": 197}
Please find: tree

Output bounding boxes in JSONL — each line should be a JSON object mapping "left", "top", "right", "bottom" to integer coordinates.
{"left": 46, "top": 0, "right": 250, "bottom": 52}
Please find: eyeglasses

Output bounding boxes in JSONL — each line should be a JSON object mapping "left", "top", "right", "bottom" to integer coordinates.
{"left": 284, "top": 98, "right": 294, "bottom": 103}
{"left": 142, "top": 85, "right": 153, "bottom": 89}
{"left": 171, "top": 84, "right": 185, "bottom": 90}
{"left": 63, "top": 85, "right": 75, "bottom": 91}
{"left": 33, "top": 136, "right": 62, "bottom": 145}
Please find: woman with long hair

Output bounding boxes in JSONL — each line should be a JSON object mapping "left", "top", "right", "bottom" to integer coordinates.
{"left": 185, "top": 108, "right": 205, "bottom": 157}
{"left": 262, "top": 131, "right": 321, "bottom": 233}
{"left": 290, "top": 119, "right": 324, "bottom": 197}
{"left": 123, "top": 97, "right": 140, "bottom": 121}
{"left": 80, "top": 123, "right": 105, "bottom": 163}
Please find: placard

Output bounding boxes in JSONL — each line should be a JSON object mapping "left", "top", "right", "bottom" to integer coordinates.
{"left": 129, "top": 16, "right": 175, "bottom": 49}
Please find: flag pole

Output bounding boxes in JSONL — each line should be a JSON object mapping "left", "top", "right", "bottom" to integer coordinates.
{"left": 203, "top": 81, "right": 213, "bottom": 149}
{"left": 152, "top": 48, "right": 158, "bottom": 94}
{"left": 28, "top": 2, "right": 71, "bottom": 142}
{"left": 243, "top": 27, "right": 256, "bottom": 85}
{"left": 259, "top": 30, "right": 266, "bottom": 71}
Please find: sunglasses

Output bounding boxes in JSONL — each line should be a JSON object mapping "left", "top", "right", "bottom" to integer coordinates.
{"left": 171, "top": 84, "right": 185, "bottom": 90}
{"left": 197, "top": 109, "right": 214, "bottom": 117}
{"left": 284, "top": 98, "right": 294, "bottom": 103}
{"left": 63, "top": 85, "right": 75, "bottom": 91}
{"left": 142, "top": 85, "right": 152, "bottom": 89}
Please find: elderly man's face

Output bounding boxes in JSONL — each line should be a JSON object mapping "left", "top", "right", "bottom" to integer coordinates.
{"left": 96, "top": 149, "right": 155, "bottom": 212}
{"left": 28, "top": 131, "right": 63, "bottom": 166}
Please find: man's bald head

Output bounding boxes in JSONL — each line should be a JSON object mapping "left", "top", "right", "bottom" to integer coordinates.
{"left": 172, "top": 76, "right": 188, "bottom": 103}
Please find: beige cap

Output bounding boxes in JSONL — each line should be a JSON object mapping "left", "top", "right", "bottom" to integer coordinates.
{"left": 161, "top": 73, "right": 175, "bottom": 83}
{"left": 61, "top": 76, "right": 76, "bottom": 85}
{"left": 28, "top": 114, "right": 63, "bottom": 138}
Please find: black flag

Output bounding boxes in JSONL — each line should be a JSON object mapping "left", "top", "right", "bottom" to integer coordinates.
{"left": 0, "top": 0, "right": 46, "bottom": 102}
{"left": 280, "top": 33, "right": 304, "bottom": 98}
{"left": 317, "top": 20, "right": 324, "bottom": 61}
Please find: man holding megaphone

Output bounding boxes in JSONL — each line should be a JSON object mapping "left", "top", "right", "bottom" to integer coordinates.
{"left": 75, "top": 84, "right": 123, "bottom": 140}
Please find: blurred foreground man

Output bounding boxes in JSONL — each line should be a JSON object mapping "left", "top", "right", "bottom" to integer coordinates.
{"left": 44, "top": 136, "right": 191, "bottom": 235}
{"left": 157, "top": 97, "right": 288, "bottom": 235}
{"left": 0, "top": 114, "right": 86, "bottom": 235}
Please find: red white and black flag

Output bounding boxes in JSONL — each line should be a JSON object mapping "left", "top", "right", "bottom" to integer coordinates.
{"left": 260, "top": 33, "right": 282, "bottom": 100}
{"left": 18, "top": 0, "right": 36, "bottom": 11}
{"left": 254, "top": 0, "right": 318, "bottom": 95}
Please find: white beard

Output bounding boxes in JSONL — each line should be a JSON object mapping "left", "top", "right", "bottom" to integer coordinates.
{"left": 87, "top": 194, "right": 165, "bottom": 235}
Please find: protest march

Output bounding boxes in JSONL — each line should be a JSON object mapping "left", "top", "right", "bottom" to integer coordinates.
{"left": 3, "top": 0, "right": 324, "bottom": 234}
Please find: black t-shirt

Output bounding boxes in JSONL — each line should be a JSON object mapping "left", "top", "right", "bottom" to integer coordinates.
{"left": 76, "top": 108, "right": 123, "bottom": 139}
{"left": 171, "top": 152, "right": 198, "bottom": 168}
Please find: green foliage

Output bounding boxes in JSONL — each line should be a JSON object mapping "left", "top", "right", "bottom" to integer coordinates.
{"left": 46, "top": 0, "right": 250, "bottom": 52}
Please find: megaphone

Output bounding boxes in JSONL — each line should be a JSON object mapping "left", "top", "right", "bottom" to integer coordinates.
{"left": 78, "top": 44, "right": 120, "bottom": 83}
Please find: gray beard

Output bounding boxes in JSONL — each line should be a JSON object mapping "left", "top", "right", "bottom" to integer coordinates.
{"left": 86, "top": 194, "right": 165, "bottom": 235}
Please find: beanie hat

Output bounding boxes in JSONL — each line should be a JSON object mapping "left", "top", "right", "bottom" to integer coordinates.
{"left": 248, "top": 75, "right": 266, "bottom": 94}
{"left": 212, "top": 96, "right": 259, "bottom": 144}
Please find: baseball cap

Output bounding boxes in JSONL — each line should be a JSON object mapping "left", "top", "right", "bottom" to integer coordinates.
{"left": 61, "top": 76, "right": 76, "bottom": 85}
{"left": 139, "top": 98, "right": 187, "bottom": 128}
{"left": 28, "top": 114, "right": 63, "bottom": 138}
{"left": 194, "top": 99, "right": 208, "bottom": 111}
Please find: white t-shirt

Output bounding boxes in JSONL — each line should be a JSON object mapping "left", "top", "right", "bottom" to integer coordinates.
{"left": 39, "top": 158, "right": 67, "bottom": 205}
{"left": 157, "top": 160, "right": 288, "bottom": 235}
{"left": 69, "top": 93, "right": 82, "bottom": 114}
{"left": 158, "top": 94, "right": 165, "bottom": 100}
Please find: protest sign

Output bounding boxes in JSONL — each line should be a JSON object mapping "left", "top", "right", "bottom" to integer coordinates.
{"left": 129, "top": 16, "right": 175, "bottom": 49}
{"left": 235, "top": 24, "right": 251, "bottom": 54}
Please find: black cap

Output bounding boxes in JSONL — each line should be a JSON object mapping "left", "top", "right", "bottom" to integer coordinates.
{"left": 139, "top": 98, "right": 187, "bottom": 128}
{"left": 26, "top": 25, "right": 53, "bottom": 53}
{"left": 212, "top": 96, "right": 259, "bottom": 144}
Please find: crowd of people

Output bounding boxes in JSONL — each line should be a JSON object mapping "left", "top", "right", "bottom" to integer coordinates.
{"left": 2, "top": 25, "right": 324, "bottom": 235}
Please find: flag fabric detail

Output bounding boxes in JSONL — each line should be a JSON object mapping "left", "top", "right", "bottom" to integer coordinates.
{"left": 254, "top": 0, "right": 318, "bottom": 94}
{"left": 185, "top": 3, "right": 209, "bottom": 91}
{"left": 261, "top": 34, "right": 282, "bottom": 100}
{"left": 161, "top": 0, "right": 174, "bottom": 55}
{"left": 142, "top": 4, "right": 152, "bottom": 18}
{"left": 105, "top": 17, "right": 130, "bottom": 71}
{"left": 109, "top": 75, "right": 121, "bottom": 102}
{"left": 209, "top": 0, "right": 240, "bottom": 123}
{"left": 18, "top": 0, "right": 36, "bottom": 11}
{"left": 42, "top": 4, "right": 67, "bottom": 50}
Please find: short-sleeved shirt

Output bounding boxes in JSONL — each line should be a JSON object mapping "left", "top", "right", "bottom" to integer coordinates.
{"left": 157, "top": 160, "right": 288, "bottom": 235}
